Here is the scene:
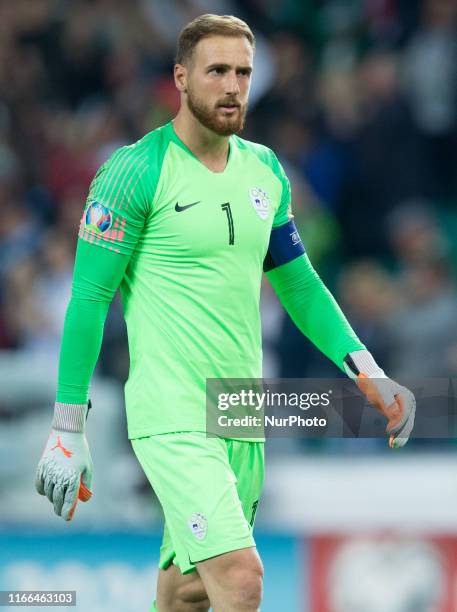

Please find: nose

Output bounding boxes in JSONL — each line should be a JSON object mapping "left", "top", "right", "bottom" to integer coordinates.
{"left": 225, "top": 70, "right": 240, "bottom": 96}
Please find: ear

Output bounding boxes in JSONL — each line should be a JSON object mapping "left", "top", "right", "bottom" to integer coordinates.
{"left": 174, "top": 64, "right": 187, "bottom": 93}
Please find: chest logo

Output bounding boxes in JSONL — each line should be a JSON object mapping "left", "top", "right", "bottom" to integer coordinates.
{"left": 175, "top": 201, "right": 201, "bottom": 212}
{"left": 249, "top": 188, "right": 269, "bottom": 220}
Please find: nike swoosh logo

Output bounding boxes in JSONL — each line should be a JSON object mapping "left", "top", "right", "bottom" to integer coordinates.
{"left": 175, "top": 201, "right": 201, "bottom": 212}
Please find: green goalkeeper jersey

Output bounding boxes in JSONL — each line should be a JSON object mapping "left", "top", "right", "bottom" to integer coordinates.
{"left": 78, "top": 121, "right": 291, "bottom": 438}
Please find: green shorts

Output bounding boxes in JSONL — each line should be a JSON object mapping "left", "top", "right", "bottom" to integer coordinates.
{"left": 132, "top": 432, "right": 264, "bottom": 574}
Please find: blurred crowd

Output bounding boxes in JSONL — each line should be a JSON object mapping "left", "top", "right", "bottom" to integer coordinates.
{"left": 1, "top": 0, "right": 457, "bottom": 442}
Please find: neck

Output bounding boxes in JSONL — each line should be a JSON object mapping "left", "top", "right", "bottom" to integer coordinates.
{"left": 173, "top": 106, "right": 230, "bottom": 172}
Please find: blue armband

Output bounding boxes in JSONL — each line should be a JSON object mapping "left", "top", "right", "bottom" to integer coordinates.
{"left": 263, "top": 220, "right": 305, "bottom": 272}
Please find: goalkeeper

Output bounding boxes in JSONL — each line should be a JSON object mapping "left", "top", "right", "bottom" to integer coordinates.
{"left": 35, "top": 13, "right": 415, "bottom": 612}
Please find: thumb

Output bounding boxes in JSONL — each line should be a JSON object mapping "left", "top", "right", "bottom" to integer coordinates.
{"left": 78, "top": 481, "right": 92, "bottom": 502}
{"left": 65, "top": 475, "right": 92, "bottom": 521}
{"left": 78, "top": 469, "right": 93, "bottom": 502}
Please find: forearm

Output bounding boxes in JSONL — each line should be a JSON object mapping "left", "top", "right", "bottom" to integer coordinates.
{"left": 267, "top": 254, "right": 364, "bottom": 371}
{"left": 56, "top": 297, "right": 110, "bottom": 404}
{"left": 55, "top": 239, "right": 130, "bottom": 404}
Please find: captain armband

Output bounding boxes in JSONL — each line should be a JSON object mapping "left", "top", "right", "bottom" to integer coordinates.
{"left": 263, "top": 220, "right": 305, "bottom": 272}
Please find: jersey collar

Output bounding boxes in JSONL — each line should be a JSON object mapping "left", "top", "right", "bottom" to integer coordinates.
{"left": 167, "top": 121, "right": 235, "bottom": 175}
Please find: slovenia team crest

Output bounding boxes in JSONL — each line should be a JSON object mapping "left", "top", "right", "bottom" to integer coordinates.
{"left": 85, "top": 201, "right": 112, "bottom": 235}
{"left": 188, "top": 513, "right": 207, "bottom": 540}
{"left": 249, "top": 187, "right": 270, "bottom": 220}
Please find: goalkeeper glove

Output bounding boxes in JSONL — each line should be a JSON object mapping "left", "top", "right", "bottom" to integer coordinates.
{"left": 35, "top": 402, "right": 93, "bottom": 521}
{"left": 344, "top": 350, "right": 416, "bottom": 448}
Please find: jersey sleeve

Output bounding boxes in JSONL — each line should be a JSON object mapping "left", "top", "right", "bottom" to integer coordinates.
{"left": 78, "top": 145, "right": 153, "bottom": 255}
{"left": 263, "top": 151, "right": 305, "bottom": 271}
{"left": 56, "top": 144, "right": 155, "bottom": 404}
{"left": 266, "top": 254, "right": 365, "bottom": 370}
{"left": 270, "top": 151, "right": 293, "bottom": 228}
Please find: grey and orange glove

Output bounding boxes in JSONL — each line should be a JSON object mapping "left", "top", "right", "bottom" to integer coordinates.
{"left": 35, "top": 402, "right": 93, "bottom": 521}
{"left": 344, "top": 350, "right": 416, "bottom": 448}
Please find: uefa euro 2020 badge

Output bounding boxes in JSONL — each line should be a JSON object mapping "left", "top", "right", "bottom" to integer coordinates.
{"left": 188, "top": 513, "right": 208, "bottom": 540}
{"left": 249, "top": 187, "right": 270, "bottom": 220}
{"left": 85, "top": 201, "right": 112, "bottom": 235}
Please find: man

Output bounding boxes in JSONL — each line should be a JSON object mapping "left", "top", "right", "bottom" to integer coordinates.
{"left": 35, "top": 14, "right": 415, "bottom": 612}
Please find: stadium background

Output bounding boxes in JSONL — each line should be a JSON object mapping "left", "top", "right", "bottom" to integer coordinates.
{"left": 1, "top": 0, "right": 457, "bottom": 610}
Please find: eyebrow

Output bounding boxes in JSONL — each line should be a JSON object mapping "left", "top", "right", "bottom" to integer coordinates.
{"left": 206, "top": 63, "right": 252, "bottom": 74}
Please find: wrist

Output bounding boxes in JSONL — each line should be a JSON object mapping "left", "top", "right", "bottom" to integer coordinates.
{"left": 52, "top": 402, "right": 89, "bottom": 433}
{"left": 344, "top": 350, "right": 397, "bottom": 407}
{"left": 343, "top": 349, "right": 386, "bottom": 380}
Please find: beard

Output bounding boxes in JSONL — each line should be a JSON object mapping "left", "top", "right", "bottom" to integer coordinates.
{"left": 186, "top": 84, "right": 247, "bottom": 136}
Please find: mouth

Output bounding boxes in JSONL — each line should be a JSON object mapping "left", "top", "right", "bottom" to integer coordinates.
{"left": 218, "top": 104, "right": 240, "bottom": 114}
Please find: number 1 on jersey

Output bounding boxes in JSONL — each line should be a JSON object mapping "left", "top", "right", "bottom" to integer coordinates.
{"left": 221, "top": 202, "right": 234, "bottom": 245}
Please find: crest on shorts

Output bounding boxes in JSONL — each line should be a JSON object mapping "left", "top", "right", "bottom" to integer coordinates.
{"left": 249, "top": 187, "right": 270, "bottom": 220}
{"left": 188, "top": 513, "right": 207, "bottom": 540}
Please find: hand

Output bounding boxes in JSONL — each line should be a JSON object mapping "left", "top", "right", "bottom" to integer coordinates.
{"left": 344, "top": 350, "right": 416, "bottom": 448}
{"left": 356, "top": 374, "right": 416, "bottom": 448}
{"left": 35, "top": 403, "right": 93, "bottom": 521}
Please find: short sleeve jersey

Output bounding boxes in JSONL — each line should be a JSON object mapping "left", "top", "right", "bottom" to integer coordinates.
{"left": 79, "top": 122, "right": 291, "bottom": 438}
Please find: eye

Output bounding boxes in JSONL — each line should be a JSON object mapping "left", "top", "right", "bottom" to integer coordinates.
{"left": 238, "top": 69, "right": 251, "bottom": 77}
{"left": 210, "top": 67, "right": 225, "bottom": 75}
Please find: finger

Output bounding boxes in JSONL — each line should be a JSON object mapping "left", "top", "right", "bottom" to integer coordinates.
{"left": 44, "top": 477, "right": 55, "bottom": 504}
{"left": 384, "top": 399, "right": 404, "bottom": 435}
{"left": 35, "top": 465, "right": 45, "bottom": 496}
{"left": 53, "top": 484, "right": 66, "bottom": 516}
{"left": 386, "top": 395, "right": 404, "bottom": 433}
{"left": 389, "top": 434, "right": 408, "bottom": 449}
{"left": 388, "top": 392, "right": 414, "bottom": 436}
{"left": 388, "top": 394, "right": 415, "bottom": 448}
{"left": 61, "top": 476, "right": 80, "bottom": 521}
{"left": 67, "top": 496, "right": 79, "bottom": 522}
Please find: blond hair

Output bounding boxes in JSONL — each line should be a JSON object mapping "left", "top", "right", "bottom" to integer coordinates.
{"left": 176, "top": 14, "right": 255, "bottom": 65}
